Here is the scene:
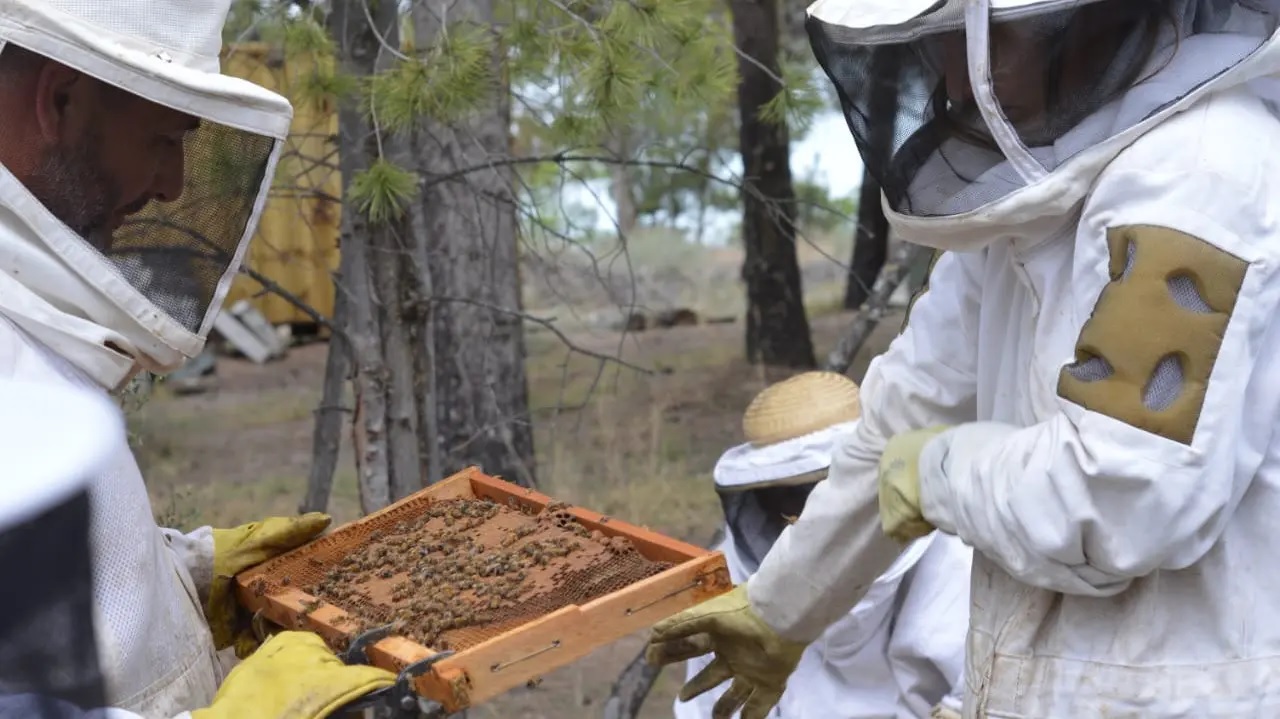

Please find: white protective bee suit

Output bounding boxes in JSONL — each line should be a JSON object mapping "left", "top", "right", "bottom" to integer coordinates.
{"left": 742, "top": 0, "right": 1280, "bottom": 716}
{"left": 0, "top": 1, "right": 292, "bottom": 716}
{"left": 676, "top": 421, "right": 971, "bottom": 719}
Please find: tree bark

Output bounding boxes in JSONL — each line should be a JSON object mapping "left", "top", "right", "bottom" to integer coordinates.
{"left": 410, "top": 0, "right": 537, "bottom": 489}
{"left": 776, "top": 0, "right": 809, "bottom": 60}
{"left": 607, "top": 128, "right": 639, "bottom": 236}
{"left": 301, "top": 277, "right": 349, "bottom": 514}
{"left": 732, "top": 0, "right": 815, "bottom": 369}
{"left": 371, "top": 212, "right": 423, "bottom": 501}
{"left": 330, "top": 0, "right": 401, "bottom": 512}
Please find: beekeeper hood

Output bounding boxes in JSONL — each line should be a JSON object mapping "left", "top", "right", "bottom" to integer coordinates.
{"left": 0, "top": 0, "right": 292, "bottom": 390}
{"left": 807, "top": 0, "right": 1280, "bottom": 250}
{"left": 714, "top": 373, "right": 866, "bottom": 571}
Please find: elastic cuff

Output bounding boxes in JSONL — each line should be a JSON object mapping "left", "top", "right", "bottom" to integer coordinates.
{"left": 161, "top": 525, "right": 216, "bottom": 606}
{"left": 745, "top": 577, "right": 817, "bottom": 644}
{"left": 918, "top": 430, "right": 960, "bottom": 535}
{"left": 919, "top": 421, "right": 1021, "bottom": 537}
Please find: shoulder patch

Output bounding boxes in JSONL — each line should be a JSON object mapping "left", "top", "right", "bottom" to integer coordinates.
{"left": 1057, "top": 225, "right": 1247, "bottom": 444}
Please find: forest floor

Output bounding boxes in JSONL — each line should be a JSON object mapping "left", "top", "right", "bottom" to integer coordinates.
{"left": 129, "top": 231, "right": 906, "bottom": 719}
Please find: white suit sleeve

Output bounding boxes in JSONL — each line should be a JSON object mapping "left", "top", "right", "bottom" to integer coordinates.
{"left": 748, "top": 250, "right": 984, "bottom": 642}
{"left": 919, "top": 165, "right": 1280, "bottom": 596}
{"left": 159, "top": 525, "right": 215, "bottom": 606}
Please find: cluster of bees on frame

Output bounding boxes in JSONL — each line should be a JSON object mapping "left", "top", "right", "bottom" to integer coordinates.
{"left": 301, "top": 497, "right": 644, "bottom": 648}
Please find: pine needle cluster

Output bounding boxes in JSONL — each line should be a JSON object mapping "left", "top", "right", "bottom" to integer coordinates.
{"left": 225, "top": 0, "right": 825, "bottom": 227}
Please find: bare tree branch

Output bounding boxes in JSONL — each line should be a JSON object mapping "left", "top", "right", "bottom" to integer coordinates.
{"left": 239, "top": 265, "right": 340, "bottom": 333}
{"left": 824, "top": 242, "right": 932, "bottom": 374}
{"left": 422, "top": 295, "right": 652, "bottom": 375}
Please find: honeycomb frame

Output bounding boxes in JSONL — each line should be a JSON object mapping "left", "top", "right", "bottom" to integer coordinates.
{"left": 234, "top": 467, "right": 732, "bottom": 712}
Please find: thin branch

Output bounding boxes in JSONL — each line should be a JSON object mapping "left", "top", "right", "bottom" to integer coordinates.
{"left": 424, "top": 295, "right": 652, "bottom": 375}
{"left": 239, "top": 265, "right": 339, "bottom": 334}
{"left": 824, "top": 242, "right": 931, "bottom": 374}
{"left": 359, "top": 0, "right": 411, "bottom": 61}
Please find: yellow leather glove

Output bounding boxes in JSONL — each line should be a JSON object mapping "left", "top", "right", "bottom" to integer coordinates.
{"left": 190, "top": 630, "right": 395, "bottom": 719}
{"left": 879, "top": 426, "right": 950, "bottom": 543}
{"left": 209, "top": 513, "right": 331, "bottom": 658}
{"left": 645, "top": 585, "right": 807, "bottom": 719}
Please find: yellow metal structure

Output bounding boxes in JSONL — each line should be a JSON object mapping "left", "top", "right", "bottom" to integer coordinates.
{"left": 220, "top": 42, "right": 342, "bottom": 326}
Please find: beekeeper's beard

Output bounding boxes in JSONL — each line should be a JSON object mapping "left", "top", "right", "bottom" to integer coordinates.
{"left": 23, "top": 127, "right": 121, "bottom": 253}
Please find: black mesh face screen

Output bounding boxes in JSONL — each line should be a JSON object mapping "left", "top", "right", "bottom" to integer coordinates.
{"left": 719, "top": 482, "right": 820, "bottom": 573}
{"left": 106, "top": 120, "right": 274, "bottom": 334}
{"left": 806, "top": 0, "right": 1277, "bottom": 217}
{"left": 0, "top": 489, "right": 107, "bottom": 712}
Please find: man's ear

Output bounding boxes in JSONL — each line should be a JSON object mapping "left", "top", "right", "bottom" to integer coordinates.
{"left": 32, "top": 62, "right": 86, "bottom": 144}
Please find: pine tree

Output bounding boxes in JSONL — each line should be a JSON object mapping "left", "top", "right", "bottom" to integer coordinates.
{"left": 732, "top": 0, "right": 816, "bottom": 368}
{"left": 230, "top": 0, "right": 744, "bottom": 511}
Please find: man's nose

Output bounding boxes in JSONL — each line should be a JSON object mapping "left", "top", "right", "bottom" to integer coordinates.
{"left": 152, "top": 147, "right": 186, "bottom": 203}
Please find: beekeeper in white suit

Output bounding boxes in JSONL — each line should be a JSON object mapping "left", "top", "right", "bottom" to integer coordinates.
{"left": 0, "top": 1, "right": 397, "bottom": 717}
{"left": 674, "top": 372, "right": 971, "bottom": 719}
{"left": 647, "top": 1, "right": 1280, "bottom": 717}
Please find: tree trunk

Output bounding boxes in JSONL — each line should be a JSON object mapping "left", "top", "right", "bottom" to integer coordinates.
{"left": 843, "top": 50, "right": 899, "bottom": 310}
{"left": 844, "top": 165, "right": 889, "bottom": 309}
{"left": 777, "top": 0, "right": 810, "bottom": 60}
{"left": 301, "top": 280, "right": 349, "bottom": 514}
{"left": 732, "top": 0, "right": 815, "bottom": 369}
{"left": 607, "top": 129, "right": 639, "bottom": 236}
{"left": 371, "top": 211, "right": 423, "bottom": 501}
{"left": 409, "top": 0, "right": 537, "bottom": 489}
{"left": 330, "top": 0, "right": 401, "bottom": 512}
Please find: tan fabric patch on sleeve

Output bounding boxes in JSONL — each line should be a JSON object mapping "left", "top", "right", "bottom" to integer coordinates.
{"left": 1057, "top": 225, "right": 1248, "bottom": 445}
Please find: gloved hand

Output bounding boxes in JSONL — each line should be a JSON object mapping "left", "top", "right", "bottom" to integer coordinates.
{"left": 190, "top": 630, "right": 395, "bottom": 719}
{"left": 645, "top": 585, "right": 807, "bottom": 719}
{"left": 878, "top": 426, "right": 950, "bottom": 543}
{"left": 209, "top": 513, "right": 331, "bottom": 658}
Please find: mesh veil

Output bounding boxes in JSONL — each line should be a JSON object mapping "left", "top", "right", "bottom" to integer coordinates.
{"left": 718, "top": 482, "right": 820, "bottom": 573}
{"left": 808, "top": 0, "right": 1280, "bottom": 217}
{"left": 0, "top": 27, "right": 283, "bottom": 341}
{"left": 109, "top": 123, "right": 275, "bottom": 334}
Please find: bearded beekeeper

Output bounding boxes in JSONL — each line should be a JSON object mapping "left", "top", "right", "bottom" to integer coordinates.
{"left": 0, "top": 1, "right": 397, "bottom": 717}
{"left": 675, "top": 371, "right": 972, "bottom": 719}
{"left": 646, "top": 1, "right": 1280, "bottom": 717}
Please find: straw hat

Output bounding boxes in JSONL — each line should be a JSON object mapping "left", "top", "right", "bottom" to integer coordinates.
{"left": 743, "top": 371, "right": 861, "bottom": 447}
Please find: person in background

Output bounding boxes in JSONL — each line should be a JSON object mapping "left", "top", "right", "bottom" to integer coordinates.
{"left": 674, "top": 372, "right": 970, "bottom": 719}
